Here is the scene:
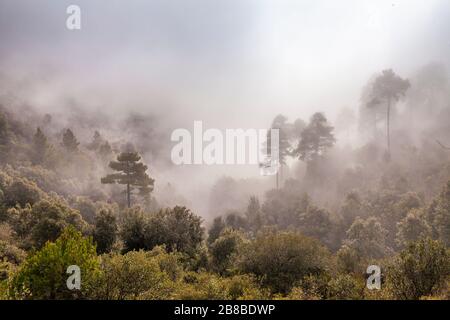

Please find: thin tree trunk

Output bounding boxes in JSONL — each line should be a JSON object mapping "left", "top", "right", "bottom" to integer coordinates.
{"left": 127, "top": 182, "right": 131, "bottom": 208}
{"left": 374, "top": 112, "right": 377, "bottom": 141}
{"left": 276, "top": 171, "right": 279, "bottom": 189}
{"left": 386, "top": 97, "right": 391, "bottom": 156}
{"left": 126, "top": 160, "right": 131, "bottom": 208}
{"left": 279, "top": 164, "right": 282, "bottom": 189}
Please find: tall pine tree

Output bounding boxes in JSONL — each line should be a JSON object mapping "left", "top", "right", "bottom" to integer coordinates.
{"left": 265, "top": 114, "right": 291, "bottom": 189}
{"left": 369, "top": 69, "right": 410, "bottom": 159}
{"left": 62, "top": 129, "right": 79, "bottom": 153}
{"left": 101, "top": 152, "right": 154, "bottom": 208}
{"left": 294, "top": 112, "right": 335, "bottom": 179}
{"left": 31, "top": 127, "right": 50, "bottom": 165}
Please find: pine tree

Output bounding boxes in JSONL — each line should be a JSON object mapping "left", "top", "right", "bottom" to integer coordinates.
{"left": 295, "top": 112, "right": 335, "bottom": 162}
{"left": 293, "top": 113, "right": 335, "bottom": 181}
{"left": 265, "top": 115, "right": 292, "bottom": 189}
{"left": 101, "top": 152, "right": 155, "bottom": 208}
{"left": 245, "top": 196, "right": 262, "bottom": 232}
{"left": 62, "top": 129, "right": 79, "bottom": 153}
{"left": 31, "top": 127, "right": 49, "bottom": 165}
{"left": 369, "top": 69, "right": 410, "bottom": 158}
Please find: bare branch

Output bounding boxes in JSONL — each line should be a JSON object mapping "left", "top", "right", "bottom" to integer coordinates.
{"left": 436, "top": 139, "right": 450, "bottom": 150}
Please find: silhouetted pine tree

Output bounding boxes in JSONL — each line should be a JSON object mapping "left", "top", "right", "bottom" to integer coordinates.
{"left": 101, "top": 152, "right": 154, "bottom": 208}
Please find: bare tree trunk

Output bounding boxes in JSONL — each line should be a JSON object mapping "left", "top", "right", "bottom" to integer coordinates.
{"left": 386, "top": 97, "right": 391, "bottom": 156}
{"left": 127, "top": 183, "right": 131, "bottom": 208}
{"left": 276, "top": 171, "right": 279, "bottom": 189}
{"left": 373, "top": 112, "right": 378, "bottom": 141}
{"left": 126, "top": 160, "right": 131, "bottom": 208}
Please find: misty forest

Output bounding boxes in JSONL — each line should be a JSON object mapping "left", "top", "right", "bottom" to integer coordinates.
{"left": 0, "top": 63, "right": 449, "bottom": 300}
{"left": 1, "top": 0, "right": 450, "bottom": 301}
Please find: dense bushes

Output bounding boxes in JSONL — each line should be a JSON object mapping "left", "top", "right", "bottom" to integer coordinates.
{"left": 1, "top": 218, "right": 449, "bottom": 300}
{"left": 237, "top": 231, "right": 330, "bottom": 294}
{"left": 386, "top": 238, "right": 450, "bottom": 299}
{"left": 0, "top": 165, "right": 448, "bottom": 300}
{"left": 92, "top": 249, "right": 175, "bottom": 300}
{"left": 209, "top": 229, "right": 244, "bottom": 275}
{"left": 93, "top": 209, "right": 118, "bottom": 254}
{"left": 8, "top": 227, "right": 100, "bottom": 299}
{"left": 8, "top": 197, "right": 87, "bottom": 249}
{"left": 120, "top": 206, "right": 204, "bottom": 256}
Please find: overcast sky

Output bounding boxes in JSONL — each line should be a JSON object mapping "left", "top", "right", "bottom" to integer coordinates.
{"left": 0, "top": 0, "right": 449, "bottom": 129}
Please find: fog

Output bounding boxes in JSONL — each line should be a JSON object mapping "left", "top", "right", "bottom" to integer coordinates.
{"left": 1, "top": 0, "right": 449, "bottom": 219}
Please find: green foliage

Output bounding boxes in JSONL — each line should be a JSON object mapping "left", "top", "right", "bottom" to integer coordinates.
{"left": 93, "top": 209, "right": 118, "bottom": 254}
{"left": 208, "top": 216, "right": 226, "bottom": 245}
{"left": 340, "top": 191, "right": 364, "bottom": 229}
{"left": 282, "top": 286, "right": 320, "bottom": 300}
{"left": 261, "top": 189, "right": 311, "bottom": 229}
{"left": 8, "top": 198, "right": 87, "bottom": 249}
{"left": 173, "top": 272, "right": 266, "bottom": 300}
{"left": 224, "top": 212, "right": 248, "bottom": 231}
{"left": 345, "top": 217, "right": 389, "bottom": 259}
{"left": 0, "top": 240, "right": 26, "bottom": 265}
{"left": 294, "top": 112, "right": 335, "bottom": 163}
{"left": 119, "top": 207, "right": 147, "bottom": 251}
{"left": 70, "top": 196, "right": 97, "bottom": 224}
{"left": 8, "top": 226, "right": 100, "bottom": 299}
{"left": 145, "top": 206, "right": 204, "bottom": 256}
{"left": 396, "top": 209, "right": 432, "bottom": 248}
{"left": 244, "top": 196, "right": 263, "bottom": 233}
{"left": 3, "top": 177, "right": 42, "bottom": 208}
{"left": 298, "top": 272, "right": 365, "bottom": 300}
{"left": 210, "top": 229, "right": 244, "bottom": 275}
{"left": 298, "top": 205, "right": 333, "bottom": 247}
{"left": 326, "top": 274, "right": 365, "bottom": 300}
{"left": 174, "top": 272, "right": 231, "bottom": 300}
{"left": 426, "top": 181, "right": 450, "bottom": 246}
{"left": 92, "top": 249, "right": 174, "bottom": 300}
{"left": 120, "top": 206, "right": 204, "bottom": 256}
{"left": 0, "top": 76, "right": 449, "bottom": 301}
{"left": 336, "top": 245, "right": 363, "bottom": 274}
{"left": 237, "top": 231, "right": 330, "bottom": 294}
{"left": 224, "top": 274, "right": 268, "bottom": 300}
{"left": 386, "top": 238, "right": 449, "bottom": 299}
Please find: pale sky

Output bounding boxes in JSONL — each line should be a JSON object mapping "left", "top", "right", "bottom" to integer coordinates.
{"left": 0, "top": 0, "right": 449, "bottom": 128}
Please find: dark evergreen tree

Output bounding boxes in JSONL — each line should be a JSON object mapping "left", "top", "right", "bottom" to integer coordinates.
{"left": 93, "top": 209, "right": 118, "bottom": 254}
{"left": 245, "top": 196, "right": 262, "bottom": 232}
{"left": 369, "top": 69, "right": 410, "bottom": 158}
{"left": 265, "top": 114, "right": 292, "bottom": 189}
{"left": 294, "top": 112, "right": 335, "bottom": 178}
{"left": 208, "top": 216, "right": 226, "bottom": 245}
{"left": 62, "top": 128, "right": 80, "bottom": 153}
{"left": 31, "top": 127, "right": 49, "bottom": 165}
{"left": 101, "top": 152, "right": 154, "bottom": 208}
